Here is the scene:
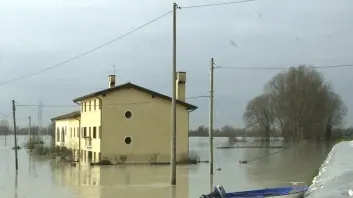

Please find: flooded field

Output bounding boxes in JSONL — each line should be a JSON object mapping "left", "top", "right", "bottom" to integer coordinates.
{"left": 0, "top": 135, "right": 329, "bottom": 198}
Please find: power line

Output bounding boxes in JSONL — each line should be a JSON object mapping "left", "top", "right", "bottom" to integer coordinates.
{"left": 242, "top": 145, "right": 292, "bottom": 164}
{"left": 180, "top": 0, "right": 257, "bottom": 9}
{"left": 0, "top": 10, "right": 172, "bottom": 86}
{"left": 0, "top": 111, "right": 12, "bottom": 120}
{"left": 15, "top": 95, "right": 209, "bottom": 108}
{"left": 214, "top": 63, "right": 353, "bottom": 70}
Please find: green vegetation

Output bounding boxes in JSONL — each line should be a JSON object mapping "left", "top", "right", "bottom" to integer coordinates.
{"left": 24, "top": 139, "right": 45, "bottom": 149}
{"left": 333, "top": 136, "right": 353, "bottom": 144}
{"left": 26, "top": 138, "right": 74, "bottom": 161}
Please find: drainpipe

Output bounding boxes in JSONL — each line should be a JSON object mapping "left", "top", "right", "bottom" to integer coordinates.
{"left": 74, "top": 102, "right": 81, "bottom": 163}
{"left": 73, "top": 117, "right": 81, "bottom": 163}
{"left": 188, "top": 108, "right": 196, "bottom": 154}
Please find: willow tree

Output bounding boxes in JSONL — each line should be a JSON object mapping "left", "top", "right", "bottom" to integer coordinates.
{"left": 245, "top": 65, "right": 347, "bottom": 141}
{"left": 323, "top": 92, "right": 347, "bottom": 139}
{"left": 243, "top": 93, "right": 274, "bottom": 140}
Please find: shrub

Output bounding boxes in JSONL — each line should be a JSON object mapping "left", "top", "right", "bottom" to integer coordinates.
{"left": 150, "top": 152, "right": 159, "bottom": 163}
{"left": 179, "top": 151, "right": 200, "bottom": 164}
{"left": 95, "top": 159, "right": 113, "bottom": 165}
{"left": 119, "top": 155, "right": 128, "bottom": 164}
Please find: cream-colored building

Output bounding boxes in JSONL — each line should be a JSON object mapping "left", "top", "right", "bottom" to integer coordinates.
{"left": 51, "top": 72, "right": 197, "bottom": 164}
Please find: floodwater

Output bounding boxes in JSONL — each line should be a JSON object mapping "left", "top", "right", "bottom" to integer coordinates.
{"left": 0, "top": 135, "right": 329, "bottom": 198}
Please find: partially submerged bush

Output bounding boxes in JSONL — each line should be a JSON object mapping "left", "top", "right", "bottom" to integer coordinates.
{"left": 95, "top": 160, "right": 113, "bottom": 165}
{"left": 24, "top": 139, "right": 46, "bottom": 150}
{"left": 178, "top": 151, "right": 200, "bottom": 164}
{"left": 30, "top": 144, "right": 74, "bottom": 162}
{"left": 118, "top": 155, "right": 128, "bottom": 164}
{"left": 34, "top": 146, "right": 51, "bottom": 155}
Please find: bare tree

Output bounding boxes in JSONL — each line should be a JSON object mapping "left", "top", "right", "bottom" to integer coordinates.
{"left": 0, "top": 119, "right": 10, "bottom": 135}
{"left": 243, "top": 93, "right": 274, "bottom": 140}
{"left": 323, "top": 92, "right": 347, "bottom": 140}
{"left": 246, "top": 65, "right": 347, "bottom": 142}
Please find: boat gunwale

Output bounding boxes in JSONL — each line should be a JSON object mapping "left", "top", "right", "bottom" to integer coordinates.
{"left": 227, "top": 186, "right": 308, "bottom": 197}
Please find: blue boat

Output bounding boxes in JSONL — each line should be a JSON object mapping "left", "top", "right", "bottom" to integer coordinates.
{"left": 200, "top": 185, "right": 308, "bottom": 198}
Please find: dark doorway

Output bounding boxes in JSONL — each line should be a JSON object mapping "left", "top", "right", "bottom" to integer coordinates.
{"left": 88, "top": 151, "right": 92, "bottom": 162}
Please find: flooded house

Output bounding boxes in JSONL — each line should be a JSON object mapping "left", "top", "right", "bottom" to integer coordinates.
{"left": 51, "top": 72, "right": 197, "bottom": 163}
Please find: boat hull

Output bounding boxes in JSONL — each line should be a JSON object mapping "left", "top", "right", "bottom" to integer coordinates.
{"left": 201, "top": 185, "right": 308, "bottom": 198}
{"left": 263, "top": 191, "right": 305, "bottom": 198}
{"left": 227, "top": 186, "right": 307, "bottom": 198}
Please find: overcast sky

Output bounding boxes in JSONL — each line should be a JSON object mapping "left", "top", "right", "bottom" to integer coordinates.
{"left": 0, "top": 0, "right": 353, "bottom": 129}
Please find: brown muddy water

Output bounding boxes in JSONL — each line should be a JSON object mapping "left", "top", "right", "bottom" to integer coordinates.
{"left": 0, "top": 135, "right": 329, "bottom": 198}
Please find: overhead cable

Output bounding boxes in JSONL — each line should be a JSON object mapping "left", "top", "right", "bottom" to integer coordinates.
{"left": 0, "top": 10, "right": 172, "bottom": 86}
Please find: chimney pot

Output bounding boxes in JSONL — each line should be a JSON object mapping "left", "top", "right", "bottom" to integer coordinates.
{"left": 108, "top": 75, "right": 116, "bottom": 88}
{"left": 176, "top": 72, "right": 186, "bottom": 101}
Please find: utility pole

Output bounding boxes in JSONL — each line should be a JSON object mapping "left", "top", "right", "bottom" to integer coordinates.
{"left": 171, "top": 2, "right": 177, "bottom": 186}
{"left": 209, "top": 58, "right": 215, "bottom": 175}
{"left": 29, "top": 116, "right": 32, "bottom": 144}
{"left": 12, "top": 100, "right": 18, "bottom": 172}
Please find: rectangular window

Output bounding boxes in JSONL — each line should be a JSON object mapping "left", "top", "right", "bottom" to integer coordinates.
{"left": 93, "top": 127, "right": 97, "bottom": 138}
{"left": 70, "top": 128, "right": 72, "bottom": 137}
{"left": 89, "top": 127, "right": 91, "bottom": 137}
{"left": 77, "top": 127, "right": 79, "bottom": 137}
{"left": 99, "top": 126, "right": 102, "bottom": 139}
{"left": 61, "top": 129, "right": 65, "bottom": 142}
{"left": 84, "top": 102, "right": 86, "bottom": 112}
{"left": 56, "top": 128, "right": 60, "bottom": 142}
{"left": 83, "top": 127, "right": 87, "bottom": 137}
{"left": 81, "top": 103, "right": 84, "bottom": 112}
{"left": 94, "top": 100, "right": 96, "bottom": 111}
{"left": 89, "top": 101, "right": 91, "bottom": 111}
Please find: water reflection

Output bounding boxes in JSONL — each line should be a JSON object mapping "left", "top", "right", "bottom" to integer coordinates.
{"left": 209, "top": 175, "right": 214, "bottom": 193}
{"left": 243, "top": 141, "right": 330, "bottom": 187}
{"left": 14, "top": 173, "right": 18, "bottom": 198}
{"left": 0, "top": 136, "right": 331, "bottom": 198}
{"left": 50, "top": 162, "right": 189, "bottom": 198}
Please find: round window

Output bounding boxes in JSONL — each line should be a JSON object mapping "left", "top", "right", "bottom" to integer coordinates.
{"left": 125, "top": 111, "right": 132, "bottom": 119}
{"left": 125, "top": 137, "right": 132, "bottom": 144}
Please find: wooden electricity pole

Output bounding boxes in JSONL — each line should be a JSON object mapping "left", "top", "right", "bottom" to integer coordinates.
{"left": 209, "top": 58, "right": 215, "bottom": 175}
{"left": 12, "top": 100, "right": 18, "bottom": 172}
{"left": 170, "top": 2, "right": 178, "bottom": 186}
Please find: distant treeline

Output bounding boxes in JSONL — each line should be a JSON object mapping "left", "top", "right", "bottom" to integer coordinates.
{"left": 0, "top": 119, "right": 54, "bottom": 136}
{"left": 189, "top": 125, "right": 250, "bottom": 137}
{"left": 189, "top": 124, "right": 353, "bottom": 140}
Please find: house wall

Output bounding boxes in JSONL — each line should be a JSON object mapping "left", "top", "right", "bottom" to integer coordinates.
{"left": 79, "top": 98, "right": 102, "bottom": 162}
{"left": 100, "top": 88, "right": 189, "bottom": 163}
{"left": 54, "top": 118, "right": 80, "bottom": 161}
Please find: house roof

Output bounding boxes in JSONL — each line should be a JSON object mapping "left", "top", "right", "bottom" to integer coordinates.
{"left": 72, "top": 82, "right": 198, "bottom": 110}
{"left": 51, "top": 110, "right": 81, "bottom": 121}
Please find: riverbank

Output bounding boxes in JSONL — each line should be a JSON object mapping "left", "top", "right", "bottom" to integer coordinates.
{"left": 305, "top": 139, "right": 353, "bottom": 197}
